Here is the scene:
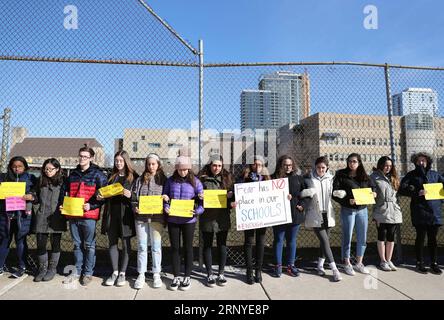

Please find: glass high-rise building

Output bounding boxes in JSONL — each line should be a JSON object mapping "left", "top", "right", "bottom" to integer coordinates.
{"left": 240, "top": 71, "right": 310, "bottom": 131}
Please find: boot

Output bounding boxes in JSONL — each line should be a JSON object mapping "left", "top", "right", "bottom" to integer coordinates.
{"left": 246, "top": 268, "right": 254, "bottom": 285}
{"left": 254, "top": 269, "right": 262, "bottom": 283}
{"left": 43, "top": 252, "right": 60, "bottom": 281}
{"left": 34, "top": 253, "right": 48, "bottom": 282}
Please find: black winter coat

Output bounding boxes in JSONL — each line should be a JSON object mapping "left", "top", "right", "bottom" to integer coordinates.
{"left": 398, "top": 165, "right": 443, "bottom": 226}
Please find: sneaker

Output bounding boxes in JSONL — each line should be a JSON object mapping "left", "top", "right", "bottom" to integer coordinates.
{"left": 11, "top": 268, "right": 26, "bottom": 278}
{"left": 207, "top": 274, "right": 216, "bottom": 287}
{"left": 81, "top": 275, "right": 93, "bottom": 286}
{"left": 105, "top": 273, "right": 118, "bottom": 286}
{"left": 0, "top": 268, "right": 4, "bottom": 276}
{"left": 153, "top": 273, "right": 162, "bottom": 288}
{"left": 343, "top": 264, "right": 355, "bottom": 276}
{"left": 430, "top": 263, "right": 442, "bottom": 275}
{"left": 169, "top": 277, "right": 180, "bottom": 291}
{"left": 332, "top": 269, "right": 342, "bottom": 282}
{"left": 116, "top": 273, "right": 127, "bottom": 287}
{"left": 387, "top": 261, "right": 398, "bottom": 271}
{"left": 217, "top": 274, "right": 227, "bottom": 286}
{"left": 316, "top": 266, "right": 326, "bottom": 276}
{"left": 380, "top": 261, "right": 392, "bottom": 272}
{"left": 416, "top": 262, "right": 428, "bottom": 274}
{"left": 354, "top": 263, "right": 370, "bottom": 274}
{"left": 179, "top": 277, "right": 191, "bottom": 291}
{"left": 63, "top": 273, "right": 80, "bottom": 284}
{"left": 287, "top": 265, "right": 300, "bottom": 277}
{"left": 273, "top": 265, "right": 282, "bottom": 278}
{"left": 134, "top": 273, "right": 145, "bottom": 289}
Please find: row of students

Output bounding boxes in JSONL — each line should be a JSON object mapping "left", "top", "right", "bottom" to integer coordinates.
{"left": 0, "top": 149, "right": 441, "bottom": 289}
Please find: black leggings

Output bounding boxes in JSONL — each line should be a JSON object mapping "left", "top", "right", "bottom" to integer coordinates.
{"left": 168, "top": 222, "right": 196, "bottom": 277}
{"left": 244, "top": 228, "right": 266, "bottom": 270}
{"left": 36, "top": 233, "right": 62, "bottom": 256}
{"left": 377, "top": 223, "right": 398, "bottom": 242}
{"left": 108, "top": 235, "right": 132, "bottom": 273}
{"left": 202, "top": 231, "right": 228, "bottom": 275}
{"left": 415, "top": 225, "right": 440, "bottom": 264}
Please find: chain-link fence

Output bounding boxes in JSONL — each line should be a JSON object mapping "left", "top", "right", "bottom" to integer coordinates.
{"left": 1, "top": 1, "right": 443, "bottom": 271}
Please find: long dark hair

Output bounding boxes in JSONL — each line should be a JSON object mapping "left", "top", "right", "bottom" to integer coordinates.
{"left": 374, "top": 156, "right": 400, "bottom": 191}
{"left": 274, "top": 155, "right": 296, "bottom": 178}
{"left": 142, "top": 153, "right": 167, "bottom": 186}
{"left": 40, "top": 158, "right": 64, "bottom": 187}
{"left": 345, "top": 153, "right": 369, "bottom": 182}
{"left": 172, "top": 169, "right": 197, "bottom": 188}
{"left": 198, "top": 155, "right": 233, "bottom": 190}
{"left": 108, "top": 150, "right": 136, "bottom": 184}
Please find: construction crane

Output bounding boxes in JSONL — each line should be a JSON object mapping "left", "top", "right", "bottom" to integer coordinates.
{"left": 0, "top": 108, "right": 11, "bottom": 173}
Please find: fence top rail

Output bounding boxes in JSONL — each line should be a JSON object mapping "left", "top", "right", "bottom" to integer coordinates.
{"left": 204, "top": 61, "right": 444, "bottom": 71}
{"left": 1, "top": 55, "right": 444, "bottom": 71}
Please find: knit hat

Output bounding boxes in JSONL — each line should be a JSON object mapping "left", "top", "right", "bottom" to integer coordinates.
{"left": 175, "top": 155, "right": 192, "bottom": 170}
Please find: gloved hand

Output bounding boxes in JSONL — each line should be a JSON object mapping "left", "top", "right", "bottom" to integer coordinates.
{"left": 300, "top": 188, "right": 316, "bottom": 198}
{"left": 332, "top": 190, "right": 347, "bottom": 199}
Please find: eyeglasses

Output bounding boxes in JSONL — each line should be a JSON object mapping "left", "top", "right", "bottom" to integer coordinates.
{"left": 45, "top": 167, "right": 58, "bottom": 172}
{"left": 79, "top": 155, "right": 91, "bottom": 159}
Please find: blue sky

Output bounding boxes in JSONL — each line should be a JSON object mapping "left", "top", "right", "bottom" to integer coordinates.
{"left": 0, "top": 0, "right": 443, "bottom": 158}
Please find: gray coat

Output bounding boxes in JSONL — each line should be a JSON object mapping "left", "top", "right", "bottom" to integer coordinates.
{"left": 131, "top": 175, "right": 165, "bottom": 224}
{"left": 370, "top": 170, "right": 403, "bottom": 224}
{"left": 33, "top": 183, "right": 67, "bottom": 233}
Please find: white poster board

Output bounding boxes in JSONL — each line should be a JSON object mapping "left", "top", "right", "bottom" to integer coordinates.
{"left": 234, "top": 178, "right": 292, "bottom": 231}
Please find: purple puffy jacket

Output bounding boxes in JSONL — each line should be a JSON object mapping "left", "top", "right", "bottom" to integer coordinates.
{"left": 163, "top": 176, "right": 204, "bottom": 224}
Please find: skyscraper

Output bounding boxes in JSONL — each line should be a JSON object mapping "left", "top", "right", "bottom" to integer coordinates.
{"left": 392, "top": 88, "right": 438, "bottom": 117}
{"left": 240, "top": 71, "right": 310, "bottom": 131}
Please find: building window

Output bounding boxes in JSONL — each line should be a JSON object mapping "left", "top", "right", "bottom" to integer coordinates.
{"left": 148, "top": 143, "right": 161, "bottom": 148}
{"left": 357, "top": 138, "right": 361, "bottom": 145}
{"left": 132, "top": 142, "right": 138, "bottom": 152}
{"left": 352, "top": 138, "right": 356, "bottom": 145}
{"left": 141, "top": 135, "right": 145, "bottom": 140}
{"left": 168, "top": 143, "right": 183, "bottom": 148}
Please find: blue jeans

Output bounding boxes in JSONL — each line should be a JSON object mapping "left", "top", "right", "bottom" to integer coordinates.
{"left": 69, "top": 219, "right": 97, "bottom": 276}
{"left": 135, "top": 221, "right": 163, "bottom": 274}
{"left": 0, "top": 213, "right": 32, "bottom": 270}
{"left": 340, "top": 207, "right": 368, "bottom": 260}
{"left": 273, "top": 223, "right": 301, "bottom": 266}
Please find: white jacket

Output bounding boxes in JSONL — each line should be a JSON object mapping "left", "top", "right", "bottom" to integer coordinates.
{"left": 302, "top": 169, "right": 336, "bottom": 229}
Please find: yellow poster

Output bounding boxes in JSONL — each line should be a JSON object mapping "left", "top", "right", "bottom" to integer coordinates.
{"left": 424, "top": 183, "right": 444, "bottom": 200}
{"left": 204, "top": 190, "right": 227, "bottom": 208}
{"left": 98, "top": 183, "right": 124, "bottom": 198}
{"left": 169, "top": 199, "right": 194, "bottom": 217}
{"left": 0, "top": 182, "right": 26, "bottom": 199}
{"left": 61, "top": 196, "right": 85, "bottom": 216}
{"left": 139, "top": 196, "right": 163, "bottom": 214}
{"left": 352, "top": 188, "right": 375, "bottom": 205}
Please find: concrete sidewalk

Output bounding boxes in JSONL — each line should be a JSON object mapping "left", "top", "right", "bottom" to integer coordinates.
{"left": 1, "top": 263, "right": 443, "bottom": 300}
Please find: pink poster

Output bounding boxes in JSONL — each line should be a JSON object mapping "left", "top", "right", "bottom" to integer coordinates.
{"left": 6, "top": 197, "right": 26, "bottom": 211}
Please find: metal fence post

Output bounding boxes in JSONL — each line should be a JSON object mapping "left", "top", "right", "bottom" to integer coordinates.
{"left": 0, "top": 108, "right": 11, "bottom": 173}
{"left": 198, "top": 39, "right": 204, "bottom": 270}
{"left": 384, "top": 64, "right": 403, "bottom": 264}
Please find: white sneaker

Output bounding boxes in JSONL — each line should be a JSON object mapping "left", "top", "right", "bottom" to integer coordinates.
{"left": 354, "top": 263, "right": 370, "bottom": 274}
{"left": 387, "top": 261, "right": 398, "bottom": 271}
{"left": 343, "top": 264, "right": 355, "bottom": 276}
{"left": 380, "top": 261, "right": 391, "bottom": 272}
{"left": 169, "top": 277, "right": 180, "bottom": 291}
{"left": 153, "top": 273, "right": 162, "bottom": 288}
{"left": 316, "top": 266, "right": 326, "bottom": 276}
{"left": 134, "top": 274, "right": 145, "bottom": 290}
{"left": 332, "top": 269, "right": 343, "bottom": 282}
